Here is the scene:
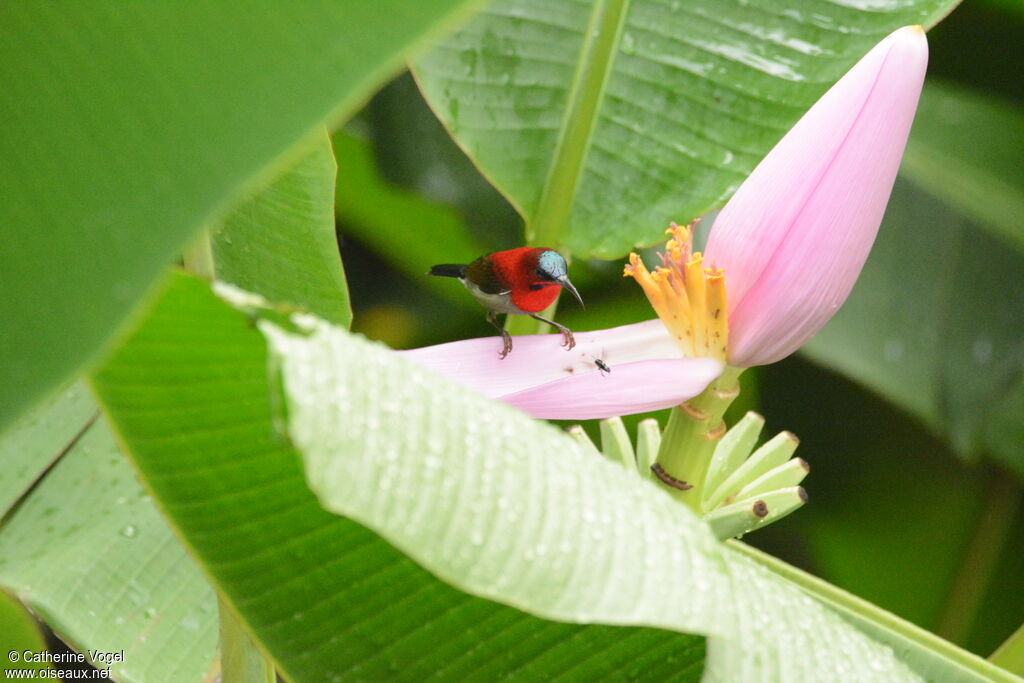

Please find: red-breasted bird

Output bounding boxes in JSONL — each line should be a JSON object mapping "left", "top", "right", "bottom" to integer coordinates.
{"left": 429, "top": 247, "right": 584, "bottom": 359}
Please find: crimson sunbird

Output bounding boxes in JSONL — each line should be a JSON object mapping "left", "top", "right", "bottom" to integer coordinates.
{"left": 429, "top": 247, "right": 585, "bottom": 359}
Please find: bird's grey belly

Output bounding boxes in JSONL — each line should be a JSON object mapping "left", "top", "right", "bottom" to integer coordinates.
{"left": 462, "top": 279, "right": 523, "bottom": 314}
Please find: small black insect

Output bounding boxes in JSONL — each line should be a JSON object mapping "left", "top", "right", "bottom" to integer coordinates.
{"left": 594, "top": 358, "right": 611, "bottom": 374}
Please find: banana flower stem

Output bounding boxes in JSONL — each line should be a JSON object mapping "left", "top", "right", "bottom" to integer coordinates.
{"left": 656, "top": 366, "right": 744, "bottom": 511}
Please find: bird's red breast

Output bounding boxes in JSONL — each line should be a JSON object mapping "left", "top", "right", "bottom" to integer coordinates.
{"left": 488, "top": 247, "right": 563, "bottom": 313}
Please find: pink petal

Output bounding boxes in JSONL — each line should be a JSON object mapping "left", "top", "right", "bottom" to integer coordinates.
{"left": 400, "top": 320, "right": 679, "bottom": 398}
{"left": 500, "top": 358, "right": 724, "bottom": 420}
{"left": 704, "top": 26, "right": 928, "bottom": 367}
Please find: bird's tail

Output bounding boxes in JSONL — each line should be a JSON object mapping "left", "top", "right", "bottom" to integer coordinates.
{"left": 428, "top": 264, "right": 467, "bottom": 278}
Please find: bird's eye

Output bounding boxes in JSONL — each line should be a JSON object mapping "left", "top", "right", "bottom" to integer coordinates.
{"left": 535, "top": 267, "right": 547, "bottom": 280}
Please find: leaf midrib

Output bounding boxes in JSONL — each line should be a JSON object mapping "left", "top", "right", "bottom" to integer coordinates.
{"left": 729, "top": 540, "right": 1019, "bottom": 683}
{"left": 527, "top": 0, "right": 631, "bottom": 249}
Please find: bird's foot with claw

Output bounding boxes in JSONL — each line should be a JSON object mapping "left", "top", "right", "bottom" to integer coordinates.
{"left": 498, "top": 330, "right": 513, "bottom": 359}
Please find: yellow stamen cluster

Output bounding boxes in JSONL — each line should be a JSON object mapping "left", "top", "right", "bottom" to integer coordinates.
{"left": 623, "top": 220, "right": 729, "bottom": 360}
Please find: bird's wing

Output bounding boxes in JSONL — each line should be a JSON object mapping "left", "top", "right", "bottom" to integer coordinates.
{"left": 466, "top": 256, "right": 510, "bottom": 295}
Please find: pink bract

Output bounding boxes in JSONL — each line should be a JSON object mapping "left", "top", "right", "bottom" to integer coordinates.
{"left": 705, "top": 26, "right": 928, "bottom": 367}
{"left": 401, "top": 321, "right": 722, "bottom": 419}
{"left": 405, "top": 26, "right": 928, "bottom": 419}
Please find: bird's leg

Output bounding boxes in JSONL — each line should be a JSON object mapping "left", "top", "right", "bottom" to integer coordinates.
{"left": 487, "top": 310, "right": 514, "bottom": 359}
{"left": 529, "top": 313, "right": 576, "bottom": 351}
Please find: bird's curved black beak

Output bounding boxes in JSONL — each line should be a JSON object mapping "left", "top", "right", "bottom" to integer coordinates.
{"left": 556, "top": 275, "right": 585, "bottom": 310}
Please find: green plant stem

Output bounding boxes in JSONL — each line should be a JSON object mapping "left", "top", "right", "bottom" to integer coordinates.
{"left": 656, "top": 366, "right": 743, "bottom": 511}
{"left": 729, "top": 541, "right": 1019, "bottom": 683}
{"left": 183, "top": 229, "right": 215, "bottom": 280}
{"left": 935, "top": 468, "right": 1021, "bottom": 645}
{"left": 990, "top": 622, "right": 1024, "bottom": 675}
{"left": 508, "top": 0, "right": 629, "bottom": 337}
{"left": 528, "top": 0, "right": 629, "bottom": 249}
{"left": 218, "top": 594, "right": 275, "bottom": 683}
